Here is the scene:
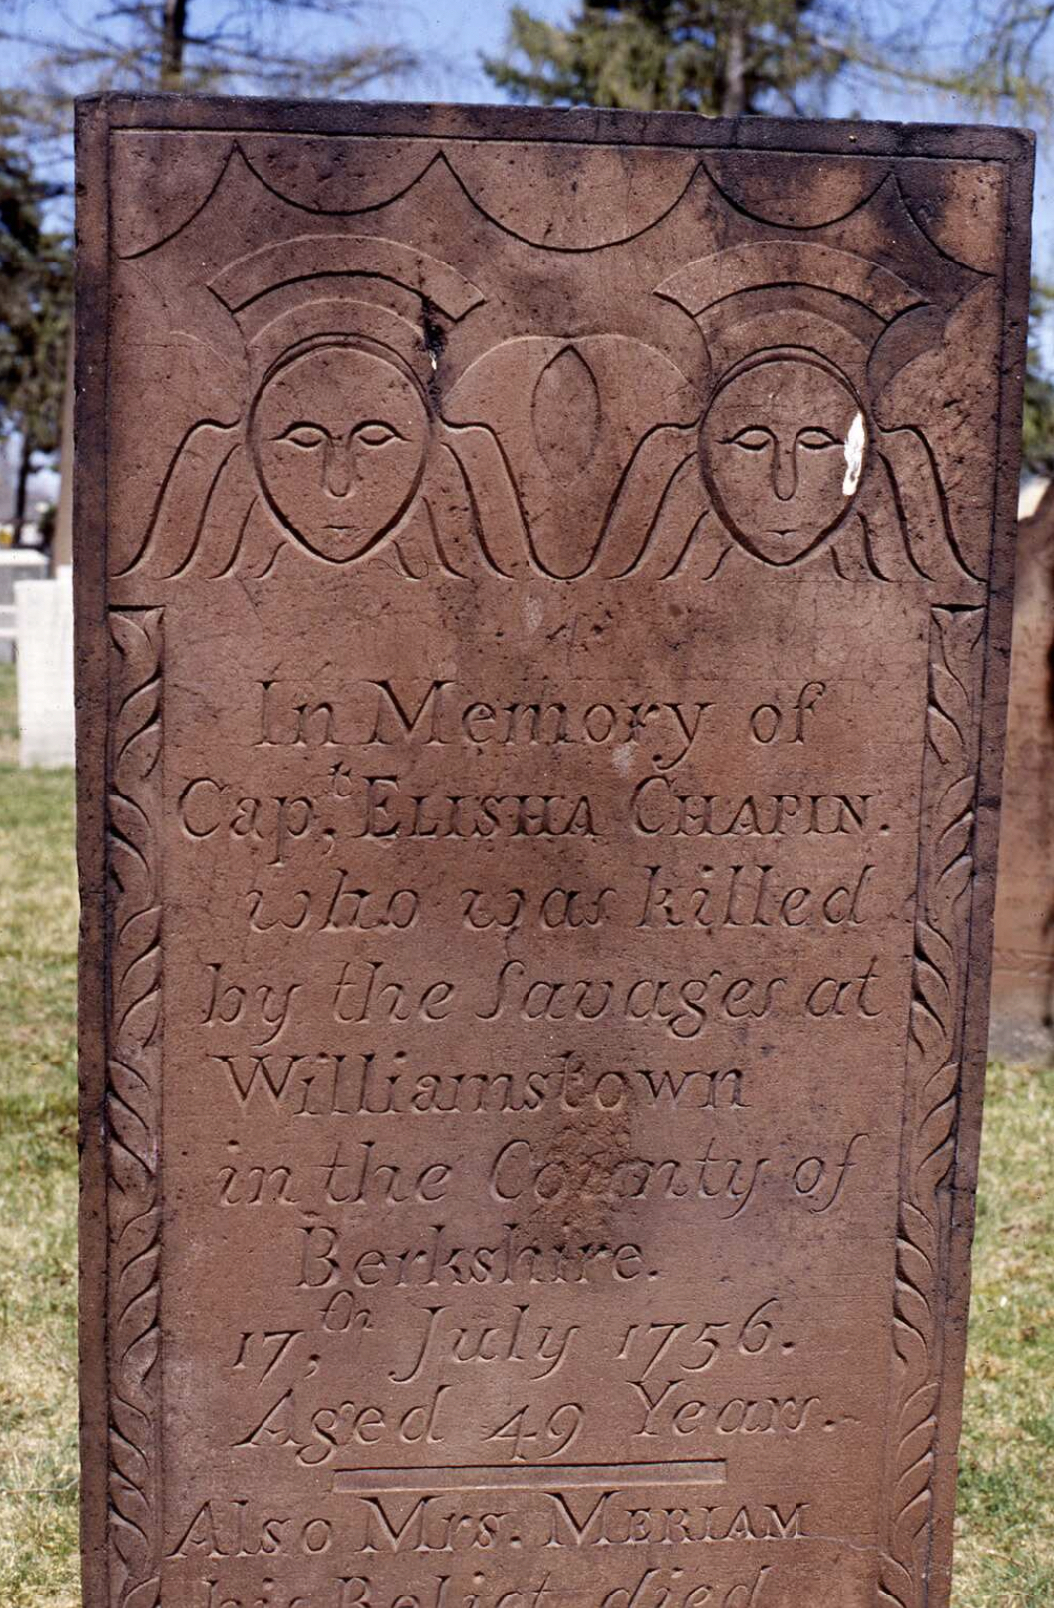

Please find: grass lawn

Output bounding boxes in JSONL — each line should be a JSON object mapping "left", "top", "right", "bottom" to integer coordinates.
{"left": 0, "top": 662, "right": 79, "bottom": 1605}
{"left": 0, "top": 659, "right": 1050, "bottom": 1604}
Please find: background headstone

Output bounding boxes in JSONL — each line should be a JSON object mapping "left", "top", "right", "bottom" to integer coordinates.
{"left": 0, "top": 546, "right": 47, "bottom": 663}
{"left": 16, "top": 567, "right": 74, "bottom": 766}
{"left": 75, "top": 99, "right": 1032, "bottom": 1608}
{"left": 990, "top": 480, "right": 1054, "bottom": 1059}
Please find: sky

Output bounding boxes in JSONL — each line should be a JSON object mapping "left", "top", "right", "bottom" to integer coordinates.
{"left": 3, "top": 0, "right": 1054, "bottom": 516}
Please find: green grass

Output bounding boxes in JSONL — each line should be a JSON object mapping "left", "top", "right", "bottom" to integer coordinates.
{"left": 954, "top": 1057, "right": 1054, "bottom": 1605}
{"left": 0, "top": 659, "right": 19, "bottom": 766}
{"left": 0, "top": 663, "right": 80, "bottom": 1606}
{"left": 0, "top": 660, "right": 1050, "bottom": 1604}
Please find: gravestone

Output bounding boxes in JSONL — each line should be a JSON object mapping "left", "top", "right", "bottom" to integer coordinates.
{"left": 16, "top": 568, "right": 75, "bottom": 766}
{"left": 0, "top": 546, "right": 47, "bottom": 662}
{"left": 990, "top": 480, "right": 1054, "bottom": 1059}
{"left": 75, "top": 98, "right": 1032, "bottom": 1608}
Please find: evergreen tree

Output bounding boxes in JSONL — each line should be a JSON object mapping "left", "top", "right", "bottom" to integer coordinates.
{"left": 0, "top": 123, "right": 44, "bottom": 324}
{"left": 486, "top": 1, "right": 1054, "bottom": 121}
{"left": 0, "top": 118, "right": 70, "bottom": 540}
{"left": 484, "top": 2, "right": 851, "bottom": 117}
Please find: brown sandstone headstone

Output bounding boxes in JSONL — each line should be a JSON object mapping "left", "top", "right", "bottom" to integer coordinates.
{"left": 990, "top": 480, "right": 1054, "bottom": 1060}
{"left": 74, "top": 99, "right": 1033, "bottom": 1608}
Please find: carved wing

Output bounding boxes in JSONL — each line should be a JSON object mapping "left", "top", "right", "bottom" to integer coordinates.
{"left": 876, "top": 427, "right": 983, "bottom": 587}
{"left": 436, "top": 424, "right": 530, "bottom": 579}
{"left": 116, "top": 422, "right": 257, "bottom": 580}
{"left": 592, "top": 424, "right": 731, "bottom": 581}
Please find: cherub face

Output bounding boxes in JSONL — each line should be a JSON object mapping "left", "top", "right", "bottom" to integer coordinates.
{"left": 699, "top": 357, "right": 866, "bottom": 566}
{"left": 250, "top": 344, "right": 429, "bottom": 562}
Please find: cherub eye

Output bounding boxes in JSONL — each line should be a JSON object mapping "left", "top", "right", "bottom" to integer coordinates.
{"left": 355, "top": 422, "right": 404, "bottom": 448}
{"left": 277, "top": 424, "right": 326, "bottom": 449}
{"left": 724, "top": 428, "right": 771, "bottom": 451}
{"left": 798, "top": 428, "right": 840, "bottom": 450}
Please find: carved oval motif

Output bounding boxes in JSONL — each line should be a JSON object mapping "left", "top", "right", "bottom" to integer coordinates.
{"left": 531, "top": 345, "right": 601, "bottom": 485}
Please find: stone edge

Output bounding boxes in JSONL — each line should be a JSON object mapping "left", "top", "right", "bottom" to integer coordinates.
{"left": 75, "top": 95, "right": 114, "bottom": 1608}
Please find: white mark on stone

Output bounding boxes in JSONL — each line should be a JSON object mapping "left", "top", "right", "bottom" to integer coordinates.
{"left": 524, "top": 595, "right": 543, "bottom": 633}
{"left": 842, "top": 411, "right": 866, "bottom": 496}
{"left": 613, "top": 742, "right": 634, "bottom": 775}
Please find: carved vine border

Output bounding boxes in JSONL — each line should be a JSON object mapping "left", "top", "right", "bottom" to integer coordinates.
{"left": 99, "top": 604, "right": 984, "bottom": 1607}
{"left": 106, "top": 608, "right": 164, "bottom": 1608}
{"left": 878, "top": 605, "right": 985, "bottom": 1608}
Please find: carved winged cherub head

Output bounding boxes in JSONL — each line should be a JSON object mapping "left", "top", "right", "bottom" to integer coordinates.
{"left": 699, "top": 348, "right": 867, "bottom": 567}
{"left": 249, "top": 336, "right": 431, "bottom": 563}
{"left": 116, "top": 235, "right": 513, "bottom": 581}
{"left": 653, "top": 239, "right": 984, "bottom": 586}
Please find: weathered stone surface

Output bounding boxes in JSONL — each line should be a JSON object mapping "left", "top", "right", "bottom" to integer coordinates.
{"left": 74, "top": 99, "right": 1033, "bottom": 1608}
{"left": 991, "top": 481, "right": 1054, "bottom": 1059}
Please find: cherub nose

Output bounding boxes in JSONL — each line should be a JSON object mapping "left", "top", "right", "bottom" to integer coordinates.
{"left": 324, "top": 437, "right": 355, "bottom": 499}
{"left": 772, "top": 442, "right": 797, "bottom": 502}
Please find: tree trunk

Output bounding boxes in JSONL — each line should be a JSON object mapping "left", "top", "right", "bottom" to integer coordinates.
{"left": 51, "top": 334, "right": 75, "bottom": 572}
{"left": 160, "top": 0, "right": 189, "bottom": 89}
{"left": 722, "top": 17, "right": 747, "bottom": 116}
{"left": 12, "top": 434, "right": 32, "bottom": 545}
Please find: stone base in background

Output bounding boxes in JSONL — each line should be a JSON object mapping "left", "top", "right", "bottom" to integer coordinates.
{"left": 16, "top": 569, "right": 74, "bottom": 767}
{"left": 988, "top": 994, "right": 1054, "bottom": 1064}
{"left": 990, "top": 480, "right": 1054, "bottom": 1064}
{"left": 0, "top": 548, "right": 48, "bottom": 664}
